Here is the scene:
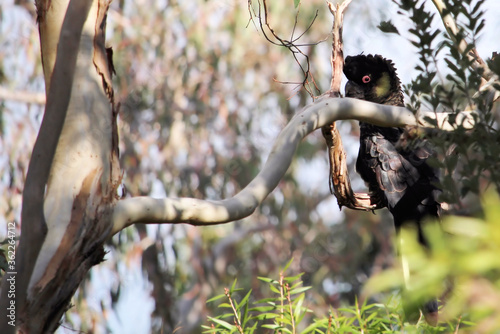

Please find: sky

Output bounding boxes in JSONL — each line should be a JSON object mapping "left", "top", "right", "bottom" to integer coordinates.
{"left": 342, "top": 0, "right": 500, "bottom": 86}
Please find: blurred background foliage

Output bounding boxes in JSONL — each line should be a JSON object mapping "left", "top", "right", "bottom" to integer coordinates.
{"left": 103, "top": 1, "right": 388, "bottom": 332}
{"left": 203, "top": 192, "right": 500, "bottom": 333}
{"left": 0, "top": 0, "right": 499, "bottom": 333}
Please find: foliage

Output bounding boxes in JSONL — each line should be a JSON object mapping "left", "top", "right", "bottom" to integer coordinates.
{"left": 206, "top": 193, "right": 500, "bottom": 333}
{"left": 203, "top": 262, "right": 456, "bottom": 333}
{"left": 203, "top": 259, "right": 313, "bottom": 334}
{"left": 391, "top": 0, "right": 500, "bottom": 206}
{"left": 203, "top": 261, "right": 408, "bottom": 334}
{"left": 203, "top": 0, "right": 500, "bottom": 333}
{"left": 366, "top": 191, "right": 500, "bottom": 333}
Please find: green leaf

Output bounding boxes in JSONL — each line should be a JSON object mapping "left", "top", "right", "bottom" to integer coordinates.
{"left": 254, "top": 313, "right": 280, "bottom": 320}
{"left": 207, "top": 294, "right": 227, "bottom": 303}
{"left": 284, "top": 273, "right": 304, "bottom": 283}
{"left": 269, "top": 284, "right": 281, "bottom": 294}
{"left": 293, "top": 0, "right": 300, "bottom": 8}
{"left": 208, "top": 316, "right": 236, "bottom": 330}
{"left": 281, "top": 258, "right": 294, "bottom": 272}
{"left": 302, "top": 318, "right": 331, "bottom": 333}
{"left": 230, "top": 279, "right": 238, "bottom": 293}
{"left": 249, "top": 305, "right": 276, "bottom": 313}
{"left": 293, "top": 293, "right": 306, "bottom": 320}
{"left": 257, "top": 276, "right": 278, "bottom": 284}
{"left": 377, "top": 20, "right": 400, "bottom": 34}
{"left": 237, "top": 289, "right": 252, "bottom": 309}
{"left": 364, "top": 311, "right": 378, "bottom": 322}
{"left": 253, "top": 297, "right": 277, "bottom": 305}
{"left": 218, "top": 303, "right": 233, "bottom": 309}
{"left": 289, "top": 286, "right": 311, "bottom": 295}
{"left": 242, "top": 295, "right": 252, "bottom": 328}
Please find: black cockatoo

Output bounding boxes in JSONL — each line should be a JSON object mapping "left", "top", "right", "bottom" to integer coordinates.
{"left": 343, "top": 54, "right": 441, "bottom": 323}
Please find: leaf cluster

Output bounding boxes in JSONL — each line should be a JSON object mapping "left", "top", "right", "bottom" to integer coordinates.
{"left": 384, "top": 0, "right": 500, "bottom": 207}
{"left": 366, "top": 191, "right": 500, "bottom": 333}
{"left": 203, "top": 266, "right": 461, "bottom": 334}
{"left": 205, "top": 193, "right": 500, "bottom": 333}
{"left": 203, "top": 259, "right": 313, "bottom": 333}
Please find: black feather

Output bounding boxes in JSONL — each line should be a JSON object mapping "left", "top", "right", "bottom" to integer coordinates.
{"left": 343, "top": 54, "right": 440, "bottom": 229}
{"left": 344, "top": 54, "right": 441, "bottom": 322}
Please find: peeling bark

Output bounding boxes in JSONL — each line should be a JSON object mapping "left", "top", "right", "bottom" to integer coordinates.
{"left": 321, "top": 1, "right": 379, "bottom": 211}
{"left": 0, "top": 0, "right": 120, "bottom": 332}
{"left": 93, "top": 0, "right": 115, "bottom": 102}
{"left": 26, "top": 171, "right": 111, "bottom": 333}
{"left": 322, "top": 122, "right": 377, "bottom": 210}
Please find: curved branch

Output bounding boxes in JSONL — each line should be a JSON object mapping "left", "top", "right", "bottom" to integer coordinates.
{"left": 112, "top": 97, "right": 476, "bottom": 234}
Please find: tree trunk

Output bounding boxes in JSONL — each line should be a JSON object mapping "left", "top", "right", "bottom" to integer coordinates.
{"left": 0, "top": 0, "right": 119, "bottom": 332}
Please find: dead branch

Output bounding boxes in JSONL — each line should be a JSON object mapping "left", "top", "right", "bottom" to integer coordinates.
{"left": 326, "top": 0, "right": 351, "bottom": 95}
{"left": 321, "top": 122, "right": 377, "bottom": 211}
{"left": 320, "top": 0, "right": 379, "bottom": 211}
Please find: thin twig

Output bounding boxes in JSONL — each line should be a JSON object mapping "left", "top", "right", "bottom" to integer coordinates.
{"left": 224, "top": 288, "right": 244, "bottom": 334}
{"left": 327, "top": 313, "right": 333, "bottom": 334}
{"left": 285, "top": 283, "right": 296, "bottom": 334}
{"left": 279, "top": 271, "right": 285, "bottom": 331}
{"left": 321, "top": 0, "right": 380, "bottom": 211}
{"left": 454, "top": 315, "right": 462, "bottom": 334}
{"left": 250, "top": 0, "right": 323, "bottom": 97}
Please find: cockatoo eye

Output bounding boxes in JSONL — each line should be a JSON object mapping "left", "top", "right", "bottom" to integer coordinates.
{"left": 362, "top": 75, "right": 371, "bottom": 83}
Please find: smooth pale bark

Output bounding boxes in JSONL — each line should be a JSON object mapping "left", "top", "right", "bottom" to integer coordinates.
{"left": 0, "top": 0, "right": 118, "bottom": 332}
{"left": 112, "top": 97, "right": 476, "bottom": 234}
